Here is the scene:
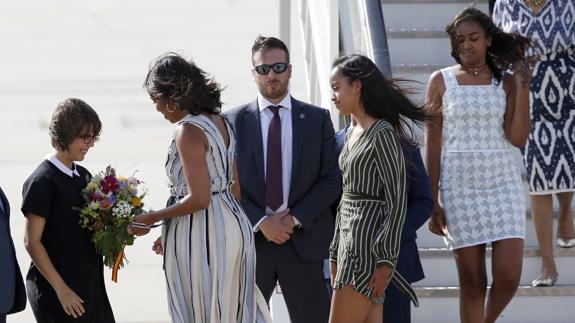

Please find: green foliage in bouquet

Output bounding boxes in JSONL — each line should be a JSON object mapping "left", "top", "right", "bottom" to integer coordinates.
{"left": 78, "top": 166, "right": 146, "bottom": 268}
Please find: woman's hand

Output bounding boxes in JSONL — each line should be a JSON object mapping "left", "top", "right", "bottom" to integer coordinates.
{"left": 512, "top": 59, "right": 532, "bottom": 89}
{"left": 369, "top": 265, "right": 392, "bottom": 299}
{"left": 55, "top": 285, "right": 85, "bottom": 318}
{"left": 128, "top": 213, "right": 153, "bottom": 236}
{"left": 329, "top": 261, "right": 337, "bottom": 288}
{"left": 428, "top": 205, "right": 448, "bottom": 237}
{"left": 152, "top": 236, "right": 163, "bottom": 255}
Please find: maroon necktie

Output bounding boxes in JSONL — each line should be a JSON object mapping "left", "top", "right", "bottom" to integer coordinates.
{"left": 266, "top": 106, "right": 283, "bottom": 211}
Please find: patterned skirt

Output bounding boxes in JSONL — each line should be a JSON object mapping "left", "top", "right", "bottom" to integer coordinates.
{"left": 440, "top": 150, "right": 526, "bottom": 249}
{"left": 525, "top": 47, "right": 575, "bottom": 194}
{"left": 161, "top": 194, "right": 272, "bottom": 323}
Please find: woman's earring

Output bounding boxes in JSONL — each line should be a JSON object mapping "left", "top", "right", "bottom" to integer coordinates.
{"left": 166, "top": 104, "right": 176, "bottom": 113}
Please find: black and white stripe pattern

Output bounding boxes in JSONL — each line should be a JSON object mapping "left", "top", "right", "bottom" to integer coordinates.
{"left": 330, "top": 120, "right": 417, "bottom": 305}
{"left": 162, "top": 114, "right": 272, "bottom": 322}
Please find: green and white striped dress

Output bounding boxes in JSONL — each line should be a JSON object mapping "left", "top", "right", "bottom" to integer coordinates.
{"left": 329, "top": 119, "right": 417, "bottom": 305}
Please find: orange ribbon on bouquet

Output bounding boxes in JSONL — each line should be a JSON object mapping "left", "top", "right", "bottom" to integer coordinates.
{"left": 111, "top": 246, "right": 125, "bottom": 283}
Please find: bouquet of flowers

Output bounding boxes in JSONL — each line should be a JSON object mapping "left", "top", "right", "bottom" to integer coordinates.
{"left": 78, "top": 166, "right": 146, "bottom": 282}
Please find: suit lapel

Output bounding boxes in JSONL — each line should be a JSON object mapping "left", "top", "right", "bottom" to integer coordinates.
{"left": 244, "top": 101, "right": 265, "bottom": 185}
{"left": 0, "top": 186, "right": 9, "bottom": 218}
{"left": 289, "top": 98, "right": 307, "bottom": 203}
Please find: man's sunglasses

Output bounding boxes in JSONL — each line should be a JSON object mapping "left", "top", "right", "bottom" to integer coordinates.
{"left": 254, "top": 63, "right": 289, "bottom": 75}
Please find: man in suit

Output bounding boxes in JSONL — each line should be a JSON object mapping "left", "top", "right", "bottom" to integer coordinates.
{"left": 383, "top": 145, "right": 433, "bottom": 323}
{"left": 225, "top": 36, "right": 340, "bottom": 323}
{"left": 330, "top": 125, "right": 347, "bottom": 216}
{"left": 0, "top": 185, "right": 26, "bottom": 323}
{"left": 324, "top": 124, "right": 348, "bottom": 297}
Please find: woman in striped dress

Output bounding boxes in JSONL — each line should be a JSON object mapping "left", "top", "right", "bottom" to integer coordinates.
{"left": 328, "top": 54, "right": 428, "bottom": 323}
{"left": 129, "top": 53, "right": 272, "bottom": 323}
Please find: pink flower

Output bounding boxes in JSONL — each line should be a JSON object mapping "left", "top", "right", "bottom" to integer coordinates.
{"left": 90, "top": 192, "right": 105, "bottom": 202}
{"left": 101, "top": 176, "right": 119, "bottom": 194}
{"left": 100, "top": 199, "right": 111, "bottom": 209}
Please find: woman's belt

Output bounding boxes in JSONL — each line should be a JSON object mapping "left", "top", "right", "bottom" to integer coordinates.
{"left": 339, "top": 191, "right": 418, "bottom": 306}
{"left": 342, "top": 191, "right": 382, "bottom": 201}
{"left": 168, "top": 188, "right": 232, "bottom": 197}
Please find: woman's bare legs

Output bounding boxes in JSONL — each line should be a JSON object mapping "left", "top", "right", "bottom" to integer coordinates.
{"left": 485, "top": 238, "right": 523, "bottom": 323}
{"left": 329, "top": 284, "right": 384, "bottom": 323}
{"left": 453, "top": 244, "right": 487, "bottom": 323}
{"left": 365, "top": 303, "right": 383, "bottom": 323}
{"left": 531, "top": 194, "right": 557, "bottom": 279}
{"left": 556, "top": 192, "right": 575, "bottom": 243}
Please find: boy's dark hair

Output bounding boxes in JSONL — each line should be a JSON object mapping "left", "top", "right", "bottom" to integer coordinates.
{"left": 49, "top": 98, "right": 101, "bottom": 151}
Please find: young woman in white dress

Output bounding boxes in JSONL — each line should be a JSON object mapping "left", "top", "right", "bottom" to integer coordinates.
{"left": 425, "top": 8, "right": 531, "bottom": 323}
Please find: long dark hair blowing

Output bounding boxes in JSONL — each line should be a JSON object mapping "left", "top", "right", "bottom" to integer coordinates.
{"left": 332, "top": 54, "right": 429, "bottom": 144}
{"left": 144, "top": 53, "right": 222, "bottom": 115}
{"left": 446, "top": 7, "right": 531, "bottom": 83}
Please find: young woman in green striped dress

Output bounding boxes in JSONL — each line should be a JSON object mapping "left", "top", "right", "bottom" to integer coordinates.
{"left": 328, "top": 54, "right": 428, "bottom": 323}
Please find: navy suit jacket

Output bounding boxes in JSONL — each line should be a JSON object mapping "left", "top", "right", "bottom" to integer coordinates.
{"left": 398, "top": 145, "right": 433, "bottom": 282}
{"left": 0, "top": 186, "right": 26, "bottom": 314}
{"left": 333, "top": 126, "right": 432, "bottom": 283}
{"left": 225, "top": 97, "right": 341, "bottom": 261}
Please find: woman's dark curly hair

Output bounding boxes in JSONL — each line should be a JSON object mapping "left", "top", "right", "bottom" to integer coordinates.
{"left": 144, "top": 53, "right": 222, "bottom": 115}
{"left": 332, "top": 54, "right": 430, "bottom": 145}
{"left": 49, "top": 98, "right": 101, "bottom": 151}
{"left": 446, "top": 7, "right": 531, "bottom": 83}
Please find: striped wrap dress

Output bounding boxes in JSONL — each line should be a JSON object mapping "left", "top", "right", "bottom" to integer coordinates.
{"left": 329, "top": 120, "right": 417, "bottom": 305}
{"left": 162, "top": 114, "right": 272, "bottom": 323}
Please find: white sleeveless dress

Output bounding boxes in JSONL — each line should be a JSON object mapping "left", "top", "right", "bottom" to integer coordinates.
{"left": 439, "top": 67, "right": 526, "bottom": 250}
{"left": 162, "top": 114, "right": 272, "bottom": 323}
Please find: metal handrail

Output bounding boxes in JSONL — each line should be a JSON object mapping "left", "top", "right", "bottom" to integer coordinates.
{"left": 340, "top": 0, "right": 392, "bottom": 77}
{"left": 295, "top": 0, "right": 393, "bottom": 129}
{"left": 295, "top": 0, "right": 339, "bottom": 126}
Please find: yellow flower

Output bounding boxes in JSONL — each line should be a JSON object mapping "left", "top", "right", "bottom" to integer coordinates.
{"left": 86, "top": 182, "right": 98, "bottom": 191}
{"left": 131, "top": 197, "right": 142, "bottom": 208}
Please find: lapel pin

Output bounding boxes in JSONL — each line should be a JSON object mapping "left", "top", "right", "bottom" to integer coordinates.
{"left": 300, "top": 114, "right": 306, "bottom": 119}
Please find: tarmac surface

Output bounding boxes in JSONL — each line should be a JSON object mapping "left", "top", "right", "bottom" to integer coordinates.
{"left": 1, "top": 1, "right": 307, "bottom": 321}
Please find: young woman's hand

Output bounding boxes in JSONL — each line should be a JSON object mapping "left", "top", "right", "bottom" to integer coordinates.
{"left": 329, "top": 261, "right": 337, "bottom": 288}
{"left": 55, "top": 285, "right": 85, "bottom": 318}
{"left": 369, "top": 265, "right": 392, "bottom": 299}
{"left": 428, "top": 205, "right": 448, "bottom": 236}
{"left": 152, "top": 236, "right": 163, "bottom": 255}
{"left": 512, "top": 59, "right": 532, "bottom": 89}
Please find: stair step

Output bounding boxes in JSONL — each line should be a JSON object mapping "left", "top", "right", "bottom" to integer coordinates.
{"left": 392, "top": 64, "right": 444, "bottom": 74}
{"left": 388, "top": 38, "right": 455, "bottom": 65}
{"left": 413, "top": 288, "right": 575, "bottom": 323}
{"left": 419, "top": 246, "right": 575, "bottom": 258}
{"left": 382, "top": 0, "right": 487, "bottom": 3}
{"left": 388, "top": 28, "right": 446, "bottom": 39}
{"left": 416, "top": 247, "right": 575, "bottom": 287}
{"left": 417, "top": 215, "right": 565, "bottom": 249}
{"left": 415, "top": 285, "right": 575, "bottom": 298}
{"left": 381, "top": 1, "right": 489, "bottom": 31}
